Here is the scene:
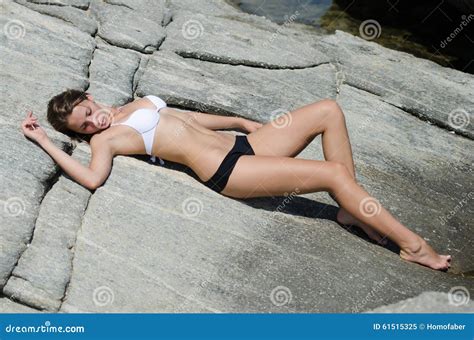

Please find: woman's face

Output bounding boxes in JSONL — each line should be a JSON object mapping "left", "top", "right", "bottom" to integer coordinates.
{"left": 67, "top": 94, "right": 113, "bottom": 134}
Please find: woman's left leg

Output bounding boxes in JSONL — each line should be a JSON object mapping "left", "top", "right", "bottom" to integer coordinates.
{"left": 247, "top": 99, "right": 385, "bottom": 243}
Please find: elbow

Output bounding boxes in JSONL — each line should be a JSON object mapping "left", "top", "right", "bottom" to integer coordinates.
{"left": 85, "top": 178, "right": 102, "bottom": 191}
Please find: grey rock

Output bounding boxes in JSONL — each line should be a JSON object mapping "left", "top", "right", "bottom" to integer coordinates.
{"left": 27, "top": 0, "right": 90, "bottom": 9}
{"left": 15, "top": 0, "right": 98, "bottom": 35}
{"left": 87, "top": 38, "right": 141, "bottom": 104}
{"left": 161, "top": 11, "right": 329, "bottom": 68}
{"left": 365, "top": 291, "right": 474, "bottom": 313}
{"left": 0, "top": 125, "right": 70, "bottom": 289}
{"left": 1, "top": 0, "right": 473, "bottom": 313}
{"left": 0, "top": 0, "right": 95, "bottom": 133}
{"left": 167, "top": 0, "right": 243, "bottom": 17}
{"left": 0, "top": 296, "right": 41, "bottom": 313}
{"left": 135, "top": 50, "right": 337, "bottom": 119}
{"left": 90, "top": 0, "right": 166, "bottom": 53}
{"left": 2, "top": 146, "right": 91, "bottom": 311}
{"left": 336, "top": 84, "right": 474, "bottom": 272}
{"left": 315, "top": 30, "right": 474, "bottom": 139}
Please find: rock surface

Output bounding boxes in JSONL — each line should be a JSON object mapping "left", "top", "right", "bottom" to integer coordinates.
{"left": 365, "top": 291, "right": 474, "bottom": 313}
{"left": 0, "top": 0, "right": 473, "bottom": 313}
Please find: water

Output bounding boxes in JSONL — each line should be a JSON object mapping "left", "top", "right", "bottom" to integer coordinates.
{"left": 228, "top": 0, "right": 474, "bottom": 74}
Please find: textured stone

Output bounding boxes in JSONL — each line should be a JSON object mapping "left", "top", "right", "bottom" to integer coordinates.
{"left": 89, "top": 0, "right": 166, "bottom": 53}
{"left": 161, "top": 11, "right": 330, "bottom": 69}
{"left": 365, "top": 291, "right": 474, "bottom": 313}
{"left": 1, "top": 0, "right": 473, "bottom": 314}
{"left": 314, "top": 30, "right": 474, "bottom": 139}
{"left": 136, "top": 50, "right": 337, "bottom": 119}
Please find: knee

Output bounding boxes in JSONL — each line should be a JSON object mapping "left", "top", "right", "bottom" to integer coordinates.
{"left": 317, "top": 99, "right": 345, "bottom": 124}
{"left": 327, "top": 161, "right": 353, "bottom": 192}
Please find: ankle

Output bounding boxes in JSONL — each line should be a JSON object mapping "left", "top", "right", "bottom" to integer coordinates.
{"left": 400, "top": 236, "right": 425, "bottom": 254}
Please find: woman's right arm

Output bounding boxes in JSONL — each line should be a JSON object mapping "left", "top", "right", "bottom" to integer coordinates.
{"left": 39, "top": 137, "right": 112, "bottom": 190}
{"left": 22, "top": 111, "right": 114, "bottom": 190}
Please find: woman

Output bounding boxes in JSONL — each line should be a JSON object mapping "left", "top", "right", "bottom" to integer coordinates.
{"left": 21, "top": 89, "right": 451, "bottom": 271}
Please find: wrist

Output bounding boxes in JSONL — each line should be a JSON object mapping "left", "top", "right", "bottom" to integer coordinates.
{"left": 37, "top": 136, "right": 50, "bottom": 147}
{"left": 234, "top": 117, "right": 245, "bottom": 129}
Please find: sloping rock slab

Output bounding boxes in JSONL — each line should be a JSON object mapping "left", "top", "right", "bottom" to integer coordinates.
{"left": 0, "top": 125, "right": 73, "bottom": 289}
{"left": 335, "top": 85, "right": 474, "bottom": 272}
{"left": 58, "top": 153, "right": 473, "bottom": 313}
{"left": 14, "top": 0, "right": 98, "bottom": 35}
{"left": 135, "top": 51, "right": 337, "bottom": 118}
{"left": 0, "top": 296, "right": 41, "bottom": 313}
{"left": 2, "top": 146, "right": 91, "bottom": 311}
{"left": 0, "top": 0, "right": 94, "bottom": 131}
{"left": 89, "top": 0, "right": 166, "bottom": 53}
{"left": 87, "top": 38, "right": 141, "bottom": 105}
{"left": 315, "top": 31, "right": 474, "bottom": 139}
{"left": 365, "top": 291, "right": 474, "bottom": 313}
{"left": 161, "top": 11, "right": 330, "bottom": 69}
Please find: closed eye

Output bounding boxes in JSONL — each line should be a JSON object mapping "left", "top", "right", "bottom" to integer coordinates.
{"left": 80, "top": 109, "right": 91, "bottom": 130}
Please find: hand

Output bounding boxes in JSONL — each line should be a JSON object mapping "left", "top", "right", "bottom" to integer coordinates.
{"left": 21, "top": 111, "right": 48, "bottom": 144}
{"left": 239, "top": 118, "right": 263, "bottom": 133}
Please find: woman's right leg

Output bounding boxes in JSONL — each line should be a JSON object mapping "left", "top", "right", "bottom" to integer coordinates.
{"left": 222, "top": 155, "right": 451, "bottom": 271}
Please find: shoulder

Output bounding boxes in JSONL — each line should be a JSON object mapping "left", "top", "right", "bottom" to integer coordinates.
{"left": 90, "top": 132, "right": 116, "bottom": 152}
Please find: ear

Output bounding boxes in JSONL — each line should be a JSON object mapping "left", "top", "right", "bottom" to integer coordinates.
{"left": 85, "top": 93, "right": 94, "bottom": 102}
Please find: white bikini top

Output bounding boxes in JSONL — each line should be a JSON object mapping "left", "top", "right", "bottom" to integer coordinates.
{"left": 111, "top": 95, "right": 167, "bottom": 165}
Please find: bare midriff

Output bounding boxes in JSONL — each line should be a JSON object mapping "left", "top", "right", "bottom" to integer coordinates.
{"left": 108, "top": 110, "right": 237, "bottom": 182}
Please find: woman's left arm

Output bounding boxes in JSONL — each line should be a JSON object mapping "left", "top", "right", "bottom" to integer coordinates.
{"left": 162, "top": 107, "right": 262, "bottom": 132}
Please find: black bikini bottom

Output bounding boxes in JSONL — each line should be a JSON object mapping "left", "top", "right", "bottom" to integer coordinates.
{"left": 203, "top": 135, "right": 255, "bottom": 193}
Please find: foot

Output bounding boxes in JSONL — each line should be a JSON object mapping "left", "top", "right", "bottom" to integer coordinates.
{"left": 336, "top": 208, "right": 388, "bottom": 245}
{"left": 400, "top": 237, "right": 452, "bottom": 271}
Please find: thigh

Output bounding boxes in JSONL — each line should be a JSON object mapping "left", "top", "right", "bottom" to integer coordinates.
{"left": 221, "top": 155, "right": 338, "bottom": 199}
{"left": 246, "top": 99, "right": 334, "bottom": 158}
